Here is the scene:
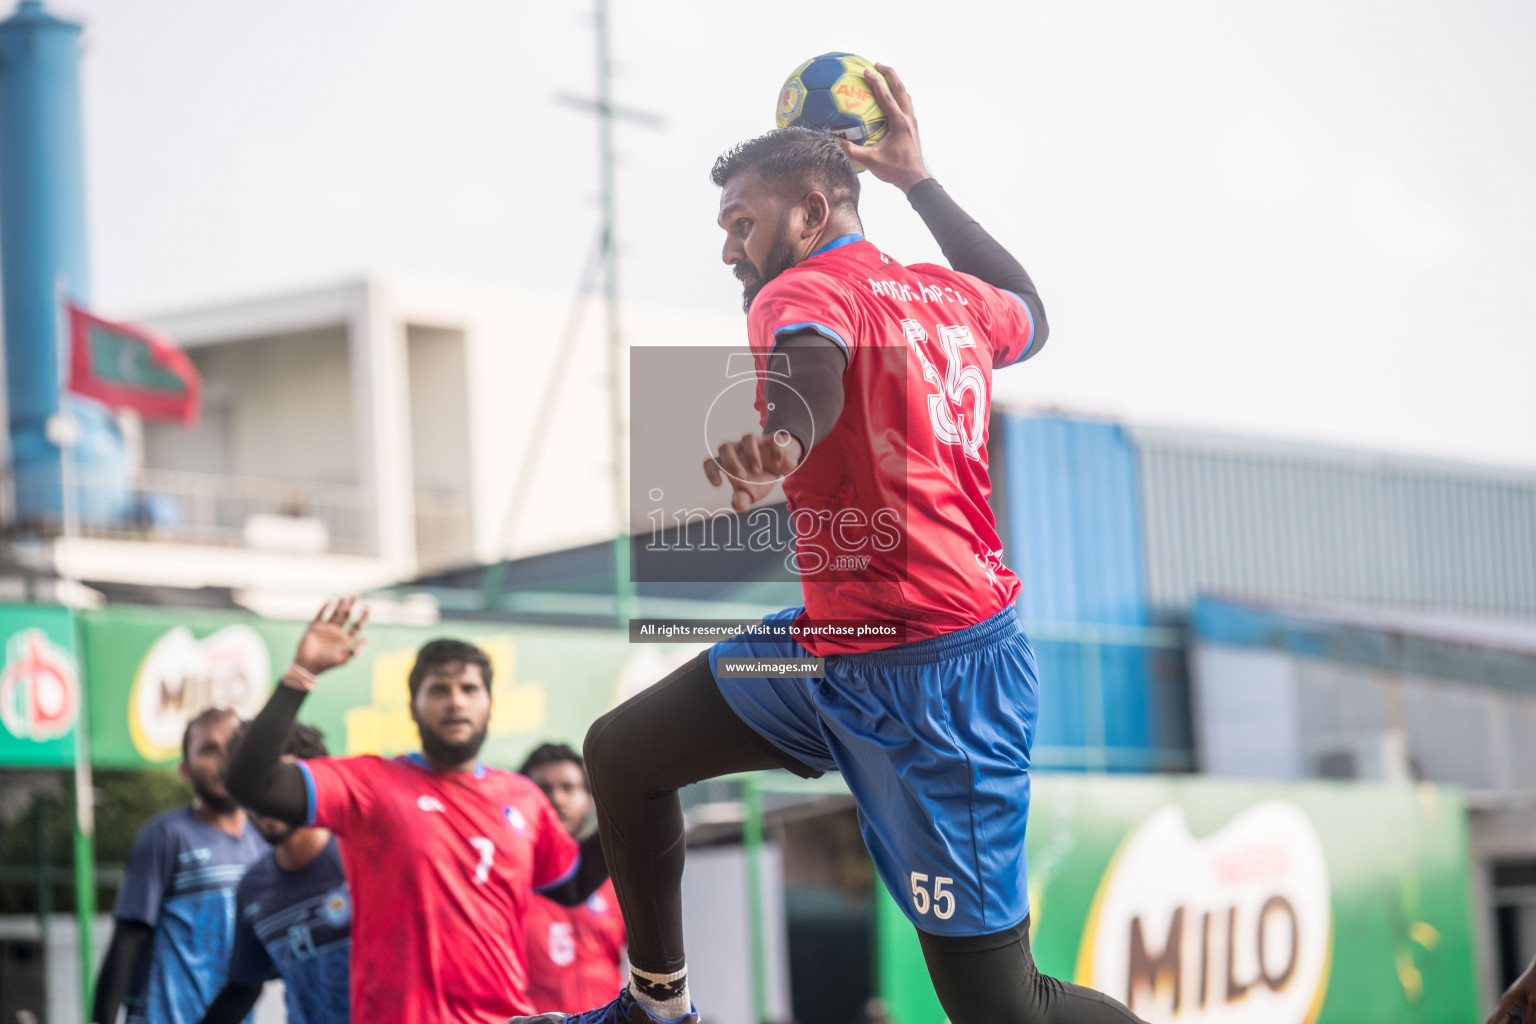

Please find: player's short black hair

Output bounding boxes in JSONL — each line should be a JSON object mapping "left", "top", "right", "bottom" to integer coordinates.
{"left": 519, "top": 742, "right": 586, "bottom": 785}
{"left": 408, "top": 638, "right": 494, "bottom": 700}
{"left": 181, "top": 706, "right": 239, "bottom": 762}
{"left": 224, "top": 719, "right": 329, "bottom": 771}
{"left": 711, "top": 126, "right": 860, "bottom": 213}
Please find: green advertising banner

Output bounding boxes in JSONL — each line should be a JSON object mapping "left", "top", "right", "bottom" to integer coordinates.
{"left": 75, "top": 605, "right": 697, "bottom": 769}
{"left": 879, "top": 774, "right": 1478, "bottom": 1024}
{"left": 0, "top": 605, "right": 81, "bottom": 766}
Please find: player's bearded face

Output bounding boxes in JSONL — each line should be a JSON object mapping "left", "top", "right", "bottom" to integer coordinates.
{"left": 735, "top": 208, "right": 800, "bottom": 313}
{"left": 182, "top": 714, "right": 240, "bottom": 814}
{"left": 529, "top": 760, "right": 593, "bottom": 836}
{"left": 411, "top": 663, "right": 493, "bottom": 766}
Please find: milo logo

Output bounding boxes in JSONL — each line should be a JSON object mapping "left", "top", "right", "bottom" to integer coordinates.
{"left": 128, "top": 625, "right": 270, "bottom": 761}
{"left": 1077, "top": 801, "right": 1332, "bottom": 1023}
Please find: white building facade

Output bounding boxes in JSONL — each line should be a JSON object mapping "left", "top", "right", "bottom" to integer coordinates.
{"left": 19, "top": 276, "right": 742, "bottom": 611}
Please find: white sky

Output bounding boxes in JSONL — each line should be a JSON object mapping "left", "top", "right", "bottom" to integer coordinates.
{"left": 64, "top": 0, "right": 1536, "bottom": 469}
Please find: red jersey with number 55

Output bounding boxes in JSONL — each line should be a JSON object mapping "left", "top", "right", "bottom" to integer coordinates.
{"left": 296, "top": 754, "right": 579, "bottom": 1023}
{"left": 747, "top": 235, "right": 1034, "bottom": 654}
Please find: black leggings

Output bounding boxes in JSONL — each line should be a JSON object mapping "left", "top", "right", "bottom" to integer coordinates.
{"left": 584, "top": 652, "right": 1144, "bottom": 1024}
{"left": 919, "top": 924, "right": 1144, "bottom": 1024}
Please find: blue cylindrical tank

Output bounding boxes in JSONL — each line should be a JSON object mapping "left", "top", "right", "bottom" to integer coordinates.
{"left": 0, "top": 0, "right": 127, "bottom": 526}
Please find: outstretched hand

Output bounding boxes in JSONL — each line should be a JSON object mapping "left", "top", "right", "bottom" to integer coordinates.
{"left": 703, "top": 431, "right": 803, "bottom": 512}
{"left": 291, "top": 596, "right": 369, "bottom": 683}
{"left": 836, "top": 63, "right": 930, "bottom": 193}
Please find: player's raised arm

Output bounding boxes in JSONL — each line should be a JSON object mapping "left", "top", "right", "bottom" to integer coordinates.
{"left": 225, "top": 598, "right": 368, "bottom": 824}
{"left": 842, "top": 63, "right": 1050, "bottom": 360}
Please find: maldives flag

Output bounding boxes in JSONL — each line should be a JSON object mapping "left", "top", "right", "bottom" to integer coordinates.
{"left": 66, "top": 303, "right": 201, "bottom": 427}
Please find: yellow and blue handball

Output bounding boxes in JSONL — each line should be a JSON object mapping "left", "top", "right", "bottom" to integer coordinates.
{"left": 775, "top": 52, "right": 889, "bottom": 155}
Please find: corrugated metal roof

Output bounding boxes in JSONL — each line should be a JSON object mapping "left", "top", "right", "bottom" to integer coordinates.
{"left": 1193, "top": 594, "right": 1536, "bottom": 690}
{"left": 1131, "top": 426, "right": 1536, "bottom": 615}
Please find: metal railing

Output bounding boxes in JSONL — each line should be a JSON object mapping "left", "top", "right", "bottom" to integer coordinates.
{"left": 11, "top": 465, "right": 375, "bottom": 554}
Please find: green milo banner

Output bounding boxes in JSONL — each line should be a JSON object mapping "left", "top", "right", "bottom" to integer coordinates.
{"left": 0, "top": 605, "right": 81, "bottom": 766}
{"left": 879, "top": 775, "right": 1478, "bottom": 1024}
{"left": 70, "top": 604, "right": 693, "bottom": 769}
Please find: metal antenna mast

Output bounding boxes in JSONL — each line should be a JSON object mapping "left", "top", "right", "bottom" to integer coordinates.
{"left": 556, "top": 0, "right": 662, "bottom": 627}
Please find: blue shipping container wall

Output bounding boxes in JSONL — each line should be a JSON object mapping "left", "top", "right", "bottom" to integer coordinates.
{"left": 1001, "top": 415, "right": 1148, "bottom": 626}
{"left": 999, "top": 415, "right": 1190, "bottom": 767}
{"left": 993, "top": 410, "right": 1536, "bottom": 772}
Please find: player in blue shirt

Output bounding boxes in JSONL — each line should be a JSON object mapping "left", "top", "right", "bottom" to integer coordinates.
{"left": 91, "top": 707, "right": 268, "bottom": 1024}
{"left": 199, "top": 721, "right": 351, "bottom": 1024}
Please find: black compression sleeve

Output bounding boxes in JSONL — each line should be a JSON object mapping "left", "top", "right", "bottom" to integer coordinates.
{"left": 584, "top": 651, "right": 800, "bottom": 973}
{"left": 91, "top": 919, "right": 152, "bottom": 1024}
{"left": 762, "top": 331, "right": 847, "bottom": 458}
{"left": 537, "top": 828, "right": 610, "bottom": 907}
{"left": 907, "top": 177, "right": 1050, "bottom": 358}
{"left": 196, "top": 983, "right": 263, "bottom": 1024}
{"left": 224, "top": 683, "right": 309, "bottom": 824}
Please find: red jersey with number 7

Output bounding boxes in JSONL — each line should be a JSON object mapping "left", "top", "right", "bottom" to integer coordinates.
{"left": 296, "top": 754, "right": 580, "bottom": 1023}
{"left": 746, "top": 235, "right": 1033, "bottom": 654}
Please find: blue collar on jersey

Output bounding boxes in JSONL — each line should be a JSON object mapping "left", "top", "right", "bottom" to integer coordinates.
{"left": 809, "top": 233, "right": 865, "bottom": 258}
{"left": 406, "top": 751, "right": 488, "bottom": 779}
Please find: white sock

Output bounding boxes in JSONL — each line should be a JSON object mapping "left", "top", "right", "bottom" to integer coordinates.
{"left": 628, "top": 963, "right": 691, "bottom": 1021}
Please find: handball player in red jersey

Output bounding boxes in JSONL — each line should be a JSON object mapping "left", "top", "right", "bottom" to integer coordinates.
{"left": 521, "top": 743, "right": 627, "bottom": 1012}
{"left": 226, "top": 599, "right": 611, "bottom": 1024}
{"left": 512, "top": 66, "right": 1144, "bottom": 1024}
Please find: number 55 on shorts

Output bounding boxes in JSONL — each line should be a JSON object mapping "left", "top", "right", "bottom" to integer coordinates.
{"left": 910, "top": 871, "right": 956, "bottom": 920}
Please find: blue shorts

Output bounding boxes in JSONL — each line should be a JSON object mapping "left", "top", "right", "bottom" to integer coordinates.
{"left": 710, "top": 605, "right": 1039, "bottom": 937}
